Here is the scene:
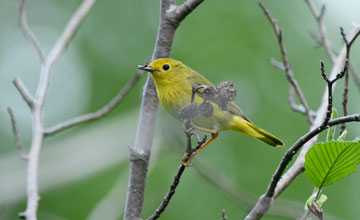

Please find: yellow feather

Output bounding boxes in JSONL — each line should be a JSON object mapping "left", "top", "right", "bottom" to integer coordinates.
{"left": 142, "top": 58, "right": 283, "bottom": 147}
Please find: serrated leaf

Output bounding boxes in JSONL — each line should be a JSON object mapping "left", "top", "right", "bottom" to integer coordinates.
{"left": 305, "top": 141, "right": 360, "bottom": 189}
{"left": 326, "top": 108, "right": 337, "bottom": 141}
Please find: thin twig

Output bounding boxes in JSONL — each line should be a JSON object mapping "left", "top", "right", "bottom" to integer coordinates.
{"left": 270, "top": 58, "right": 316, "bottom": 116}
{"left": 7, "top": 107, "right": 28, "bottom": 160}
{"left": 246, "top": 57, "right": 351, "bottom": 220}
{"left": 304, "top": 0, "right": 335, "bottom": 63}
{"left": 260, "top": 2, "right": 314, "bottom": 124}
{"left": 273, "top": 12, "right": 360, "bottom": 203}
{"left": 146, "top": 134, "right": 206, "bottom": 220}
{"left": 18, "top": 0, "right": 97, "bottom": 219}
{"left": 222, "top": 209, "right": 227, "bottom": 220}
{"left": 245, "top": 114, "right": 360, "bottom": 220}
{"left": 44, "top": 70, "right": 144, "bottom": 136}
{"left": 124, "top": 0, "right": 205, "bottom": 219}
{"left": 245, "top": 12, "right": 360, "bottom": 220}
{"left": 305, "top": 0, "right": 360, "bottom": 93}
{"left": 320, "top": 60, "right": 347, "bottom": 128}
{"left": 35, "top": 0, "right": 97, "bottom": 105}
{"left": 17, "top": 0, "right": 45, "bottom": 63}
{"left": 173, "top": 0, "right": 204, "bottom": 23}
{"left": 146, "top": 165, "right": 186, "bottom": 220}
{"left": 340, "top": 27, "right": 360, "bottom": 134}
{"left": 13, "top": 77, "right": 34, "bottom": 109}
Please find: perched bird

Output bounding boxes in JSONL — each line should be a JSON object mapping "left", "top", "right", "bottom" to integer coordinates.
{"left": 139, "top": 58, "right": 283, "bottom": 165}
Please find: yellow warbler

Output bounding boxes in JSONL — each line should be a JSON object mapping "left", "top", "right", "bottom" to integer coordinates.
{"left": 139, "top": 58, "right": 283, "bottom": 165}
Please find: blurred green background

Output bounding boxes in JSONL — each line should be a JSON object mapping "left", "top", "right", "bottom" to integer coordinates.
{"left": 1, "top": 0, "right": 360, "bottom": 219}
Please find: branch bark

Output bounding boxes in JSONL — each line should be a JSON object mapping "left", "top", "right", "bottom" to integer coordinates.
{"left": 123, "top": 1, "right": 204, "bottom": 220}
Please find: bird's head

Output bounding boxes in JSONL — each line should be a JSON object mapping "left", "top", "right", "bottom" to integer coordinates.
{"left": 138, "top": 58, "right": 188, "bottom": 85}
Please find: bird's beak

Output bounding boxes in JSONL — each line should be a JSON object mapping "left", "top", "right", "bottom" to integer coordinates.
{"left": 138, "top": 64, "right": 158, "bottom": 73}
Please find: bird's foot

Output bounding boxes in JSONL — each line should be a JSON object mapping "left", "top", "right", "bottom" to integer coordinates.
{"left": 181, "top": 153, "right": 193, "bottom": 167}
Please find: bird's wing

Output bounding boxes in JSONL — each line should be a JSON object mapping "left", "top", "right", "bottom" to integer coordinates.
{"left": 188, "top": 70, "right": 251, "bottom": 122}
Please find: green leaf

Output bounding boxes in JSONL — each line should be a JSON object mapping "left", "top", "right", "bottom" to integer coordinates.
{"left": 326, "top": 108, "right": 338, "bottom": 141}
{"left": 305, "top": 141, "right": 360, "bottom": 189}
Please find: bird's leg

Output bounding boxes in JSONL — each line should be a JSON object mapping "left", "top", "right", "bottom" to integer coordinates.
{"left": 182, "top": 132, "right": 218, "bottom": 167}
{"left": 182, "top": 120, "right": 195, "bottom": 134}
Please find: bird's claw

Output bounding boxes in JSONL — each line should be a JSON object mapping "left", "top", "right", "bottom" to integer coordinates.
{"left": 181, "top": 154, "right": 193, "bottom": 167}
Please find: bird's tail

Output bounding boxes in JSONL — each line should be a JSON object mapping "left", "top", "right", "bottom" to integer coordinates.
{"left": 229, "top": 116, "right": 284, "bottom": 147}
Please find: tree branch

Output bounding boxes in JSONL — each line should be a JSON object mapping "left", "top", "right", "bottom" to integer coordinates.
{"left": 13, "top": 77, "right": 34, "bottom": 109}
{"left": 305, "top": 1, "right": 360, "bottom": 93}
{"left": 17, "top": 0, "right": 45, "bottom": 63}
{"left": 146, "top": 165, "right": 185, "bottom": 220}
{"left": 44, "top": 70, "right": 144, "bottom": 136}
{"left": 245, "top": 114, "right": 360, "bottom": 220}
{"left": 146, "top": 134, "right": 206, "bottom": 220}
{"left": 35, "top": 0, "right": 97, "bottom": 105}
{"left": 340, "top": 27, "right": 360, "bottom": 134}
{"left": 7, "top": 107, "right": 28, "bottom": 160}
{"left": 304, "top": 0, "right": 335, "bottom": 63}
{"left": 245, "top": 26, "right": 360, "bottom": 220}
{"left": 17, "top": 0, "right": 97, "bottom": 219}
{"left": 124, "top": 1, "right": 205, "bottom": 219}
{"left": 259, "top": 2, "right": 314, "bottom": 125}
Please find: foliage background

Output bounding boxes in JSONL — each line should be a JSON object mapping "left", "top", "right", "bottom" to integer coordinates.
{"left": 0, "top": 0, "right": 360, "bottom": 219}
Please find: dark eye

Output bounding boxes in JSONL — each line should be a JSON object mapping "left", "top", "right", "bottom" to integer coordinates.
{"left": 162, "top": 64, "right": 170, "bottom": 71}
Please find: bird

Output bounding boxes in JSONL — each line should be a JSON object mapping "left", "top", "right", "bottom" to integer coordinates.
{"left": 138, "top": 58, "right": 283, "bottom": 166}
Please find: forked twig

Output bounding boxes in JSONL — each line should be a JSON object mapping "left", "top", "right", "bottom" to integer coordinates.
{"left": 245, "top": 24, "right": 357, "bottom": 220}
{"left": 14, "top": 0, "right": 98, "bottom": 219}
{"left": 339, "top": 27, "right": 360, "bottom": 134}
{"left": 260, "top": 2, "right": 314, "bottom": 124}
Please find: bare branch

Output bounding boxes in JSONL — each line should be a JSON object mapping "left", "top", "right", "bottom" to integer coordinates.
{"left": 146, "top": 165, "right": 185, "bottom": 220}
{"left": 17, "top": 0, "right": 45, "bottom": 63}
{"left": 273, "top": 16, "right": 360, "bottom": 199}
{"left": 7, "top": 107, "right": 28, "bottom": 160}
{"left": 270, "top": 59, "right": 316, "bottom": 116}
{"left": 246, "top": 47, "right": 353, "bottom": 219}
{"left": 245, "top": 114, "right": 360, "bottom": 220}
{"left": 304, "top": 0, "right": 335, "bottom": 63}
{"left": 340, "top": 27, "right": 360, "bottom": 134}
{"left": 305, "top": 1, "right": 360, "bottom": 93}
{"left": 19, "top": 0, "right": 98, "bottom": 219}
{"left": 174, "top": 0, "right": 204, "bottom": 23}
{"left": 320, "top": 60, "right": 347, "bottom": 128}
{"left": 44, "top": 70, "right": 144, "bottom": 136}
{"left": 124, "top": 0, "right": 205, "bottom": 219}
{"left": 13, "top": 77, "right": 34, "bottom": 109}
{"left": 269, "top": 58, "right": 285, "bottom": 71}
{"left": 35, "top": 0, "right": 97, "bottom": 105}
{"left": 260, "top": 2, "right": 314, "bottom": 125}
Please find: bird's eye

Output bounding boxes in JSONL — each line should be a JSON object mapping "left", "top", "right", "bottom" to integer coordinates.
{"left": 162, "top": 64, "right": 170, "bottom": 71}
